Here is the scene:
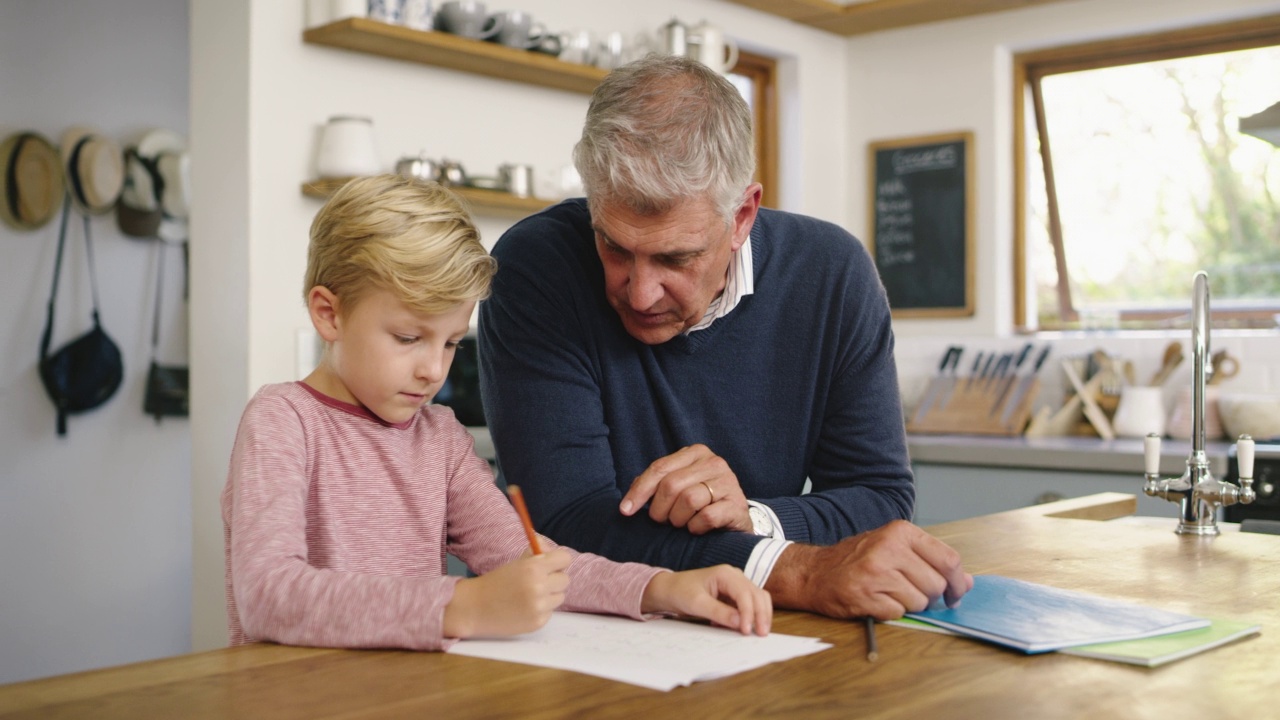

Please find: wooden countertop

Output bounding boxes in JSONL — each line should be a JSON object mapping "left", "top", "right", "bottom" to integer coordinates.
{"left": 2, "top": 493, "right": 1275, "bottom": 719}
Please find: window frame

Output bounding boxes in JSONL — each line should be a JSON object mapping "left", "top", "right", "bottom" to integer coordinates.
{"left": 1013, "top": 13, "right": 1280, "bottom": 330}
{"left": 730, "top": 50, "right": 779, "bottom": 209}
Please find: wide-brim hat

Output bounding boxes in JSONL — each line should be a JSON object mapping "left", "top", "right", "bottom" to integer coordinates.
{"left": 61, "top": 126, "right": 124, "bottom": 215}
{"left": 0, "top": 131, "right": 65, "bottom": 230}
{"left": 119, "top": 128, "right": 188, "bottom": 242}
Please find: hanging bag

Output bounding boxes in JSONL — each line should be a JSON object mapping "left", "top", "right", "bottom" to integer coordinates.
{"left": 144, "top": 239, "right": 190, "bottom": 422}
{"left": 38, "top": 198, "right": 124, "bottom": 435}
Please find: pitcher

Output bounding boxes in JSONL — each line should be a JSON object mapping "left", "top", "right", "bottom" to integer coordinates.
{"left": 687, "top": 20, "right": 738, "bottom": 74}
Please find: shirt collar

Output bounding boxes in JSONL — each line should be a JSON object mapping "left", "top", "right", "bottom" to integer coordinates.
{"left": 687, "top": 231, "right": 754, "bottom": 334}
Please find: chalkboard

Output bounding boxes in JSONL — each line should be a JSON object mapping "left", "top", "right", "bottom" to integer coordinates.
{"left": 867, "top": 132, "right": 974, "bottom": 318}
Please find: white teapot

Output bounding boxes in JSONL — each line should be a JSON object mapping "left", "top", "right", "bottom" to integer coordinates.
{"left": 687, "top": 20, "right": 738, "bottom": 74}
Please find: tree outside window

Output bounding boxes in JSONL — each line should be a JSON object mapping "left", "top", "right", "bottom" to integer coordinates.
{"left": 1015, "top": 16, "right": 1280, "bottom": 331}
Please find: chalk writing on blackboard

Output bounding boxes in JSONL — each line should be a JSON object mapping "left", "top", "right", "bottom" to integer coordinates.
{"left": 867, "top": 132, "right": 974, "bottom": 318}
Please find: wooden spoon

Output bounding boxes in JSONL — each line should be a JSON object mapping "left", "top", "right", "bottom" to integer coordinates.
{"left": 1148, "top": 342, "right": 1183, "bottom": 387}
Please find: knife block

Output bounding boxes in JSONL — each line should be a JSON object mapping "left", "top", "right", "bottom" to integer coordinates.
{"left": 907, "top": 377, "right": 1041, "bottom": 436}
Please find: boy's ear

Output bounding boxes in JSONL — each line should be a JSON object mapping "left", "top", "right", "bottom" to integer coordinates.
{"left": 307, "top": 286, "right": 342, "bottom": 342}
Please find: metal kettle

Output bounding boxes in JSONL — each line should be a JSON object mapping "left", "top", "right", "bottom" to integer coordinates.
{"left": 658, "top": 17, "right": 688, "bottom": 57}
{"left": 395, "top": 153, "right": 440, "bottom": 181}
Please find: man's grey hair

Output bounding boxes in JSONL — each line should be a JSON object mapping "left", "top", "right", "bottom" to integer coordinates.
{"left": 573, "top": 54, "right": 755, "bottom": 222}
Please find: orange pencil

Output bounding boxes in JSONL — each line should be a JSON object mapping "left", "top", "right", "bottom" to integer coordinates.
{"left": 506, "top": 485, "right": 542, "bottom": 555}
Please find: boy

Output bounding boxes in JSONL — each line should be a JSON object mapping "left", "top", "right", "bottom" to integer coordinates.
{"left": 222, "top": 175, "right": 770, "bottom": 650}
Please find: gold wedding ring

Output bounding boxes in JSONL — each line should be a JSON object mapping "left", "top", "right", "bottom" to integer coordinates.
{"left": 700, "top": 480, "right": 715, "bottom": 504}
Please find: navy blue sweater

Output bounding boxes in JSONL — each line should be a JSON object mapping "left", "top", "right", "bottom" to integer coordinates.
{"left": 478, "top": 199, "right": 913, "bottom": 572}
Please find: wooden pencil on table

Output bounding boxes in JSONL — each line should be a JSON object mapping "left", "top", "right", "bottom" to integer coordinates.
{"left": 865, "top": 616, "right": 879, "bottom": 662}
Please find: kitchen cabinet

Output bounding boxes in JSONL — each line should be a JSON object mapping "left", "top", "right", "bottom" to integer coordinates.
{"left": 302, "top": 178, "right": 555, "bottom": 218}
{"left": 907, "top": 433, "right": 1233, "bottom": 526}
{"left": 911, "top": 462, "right": 1180, "bottom": 527}
{"left": 302, "top": 17, "right": 607, "bottom": 94}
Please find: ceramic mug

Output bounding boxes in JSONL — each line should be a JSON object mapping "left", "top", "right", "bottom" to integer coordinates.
{"left": 493, "top": 10, "right": 544, "bottom": 49}
{"left": 400, "top": 0, "right": 433, "bottom": 30}
{"left": 558, "top": 29, "right": 596, "bottom": 65}
{"left": 435, "top": 0, "right": 501, "bottom": 40}
{"left": 368, "top": 0, "right": 405, "bottom": 23}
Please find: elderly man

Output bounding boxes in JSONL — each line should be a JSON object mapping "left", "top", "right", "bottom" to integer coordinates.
{"left": 478, "top": 55, "right": 971, "bottom": 619}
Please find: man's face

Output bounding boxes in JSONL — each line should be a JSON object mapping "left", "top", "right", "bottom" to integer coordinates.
{"left": 592, "top": 190, "right": 759, "bottom": 345}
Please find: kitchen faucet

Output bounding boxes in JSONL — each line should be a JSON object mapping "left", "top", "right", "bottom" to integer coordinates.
{"left": 1142, "top": 271, "right": 1256, "bottom": 534}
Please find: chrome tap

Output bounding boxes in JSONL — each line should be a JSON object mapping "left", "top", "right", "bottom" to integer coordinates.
{"left": 1142, "top": 271, "right": 1256, "bottom": 534}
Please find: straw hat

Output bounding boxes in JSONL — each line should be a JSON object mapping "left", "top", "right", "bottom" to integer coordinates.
{"left": 0, "top": 131, "right": 65, "bottom": 230}
{"left": 61, "top": 126, "right": 124, "bottom": 215}
{"left": 118, "top": 128, "right": 189, "bottom": 241}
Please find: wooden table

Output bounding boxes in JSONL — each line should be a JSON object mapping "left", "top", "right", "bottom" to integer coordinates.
{"left": 2, "top": 493, "right": 1276, "bottom": 719}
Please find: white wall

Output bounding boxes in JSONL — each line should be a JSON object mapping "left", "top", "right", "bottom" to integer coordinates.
{"left": 843, "top": 0, "right": 1280, "bottom": 410}
{"left": 0, "top": 0, "right": 191, "bottom": 684}
{"left": 189, "top": 0, "right": 850, "bottom": 651}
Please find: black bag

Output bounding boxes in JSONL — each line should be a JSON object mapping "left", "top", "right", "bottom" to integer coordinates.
{"left": 144, "top": 239, "right": 189, "bottom": 422}
{"left": 38, "top": 200, "right": 124, "bottom": 435}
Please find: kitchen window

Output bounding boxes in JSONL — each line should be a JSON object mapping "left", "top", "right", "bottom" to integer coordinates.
{"left": 1014, "top": 14, "right": 1280, "bottom": 331}
{"left": 728, "top": 50, "right": 779, "bottom": 208}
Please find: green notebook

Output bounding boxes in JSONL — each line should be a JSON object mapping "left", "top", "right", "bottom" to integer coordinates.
{"left": 888, "top": 616, "right": 1260, "bottom": 667}
{"left": 1059, "top": 618, "right": 1261, "bottom": 667}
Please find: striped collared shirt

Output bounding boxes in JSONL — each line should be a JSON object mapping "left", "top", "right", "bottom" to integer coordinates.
{"left": 686, "top": 230, "right": 755, "bottom": 334}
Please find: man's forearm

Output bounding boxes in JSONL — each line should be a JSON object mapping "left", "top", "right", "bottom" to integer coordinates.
{"left": 761, "top": 543, "right": 825, "bottom": 613}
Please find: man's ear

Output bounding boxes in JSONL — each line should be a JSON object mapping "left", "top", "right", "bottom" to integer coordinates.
{"left": 731, "top": 183, "right": 763, "bottom": 251}
{"left": 307, "top": 286, "right": 342, "bottom": 343}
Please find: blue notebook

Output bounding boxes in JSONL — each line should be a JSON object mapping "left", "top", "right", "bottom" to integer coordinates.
{"left": 905, "top": 575, "right": 1210, "bottom": 654}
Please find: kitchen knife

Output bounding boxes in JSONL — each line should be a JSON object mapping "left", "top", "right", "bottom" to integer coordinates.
{"left": 990, "top": 343, "right": 1034, "bottom": 415}
{"left": 1000, "top": 344, "right": 1052, "bottom": 425}
{"left": 913, "top": 345, "right": 962, "bottom": 424}
{"left": 965, "top": 351, "right": 986, "bottom": 391}
{"left": 986, "top": 353, "right": 1012, "bottom": 393}
{"left": 933, "top": 345, "right": 965, "bottom": 411}
{"left": 977, "top": 352, "right": 996, "bottom": 390}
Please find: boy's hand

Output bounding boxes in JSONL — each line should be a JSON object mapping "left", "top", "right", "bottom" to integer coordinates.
{"left": 443, "top": 548, "right": 572, "bottom": 638}
{"left": 640, "top": 565, "right": 772, "bottom": 636}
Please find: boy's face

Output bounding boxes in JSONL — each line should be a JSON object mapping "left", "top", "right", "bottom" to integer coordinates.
{"left": 309, "top": 287, "right": 474, "bottom": 425}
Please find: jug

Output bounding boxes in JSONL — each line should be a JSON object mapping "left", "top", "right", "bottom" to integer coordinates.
{"left": 687, "top": 20, "right": 738, "bottom": 74}
{"left": 315, "top": 116, "right": 380, "bottom": 178}
{"left": 1111, "top": 386, "right": 1167, "bottom": 439}
{"left": 658, "top": 17, "right": 688, "bottom": 57}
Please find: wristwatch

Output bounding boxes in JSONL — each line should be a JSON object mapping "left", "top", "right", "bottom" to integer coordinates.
{"left": 748, "top": 504, "right": 776, "bottom": 538}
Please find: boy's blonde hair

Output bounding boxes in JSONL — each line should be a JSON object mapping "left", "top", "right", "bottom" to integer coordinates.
{"left": 305, "top": 175, "right": 496, "bottom": 316}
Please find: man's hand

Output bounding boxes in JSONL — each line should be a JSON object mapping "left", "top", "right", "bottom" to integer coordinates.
{"left": 618, "top": 444, "right": 752, "bottom": 534}
{"left": 764, "top": 520, "right": 973, "bottom": 620}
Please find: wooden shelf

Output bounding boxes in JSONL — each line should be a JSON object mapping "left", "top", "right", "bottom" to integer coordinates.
{"left": 302, "top": 177, "right": 556, "bottom": 219}
{"left": 302, "top": 17, "right": 607, "bottom": 94}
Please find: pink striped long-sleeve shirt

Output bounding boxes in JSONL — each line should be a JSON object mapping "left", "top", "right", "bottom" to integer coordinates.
{"left": 221, "top": 382, "right": 663, "bottom": 651}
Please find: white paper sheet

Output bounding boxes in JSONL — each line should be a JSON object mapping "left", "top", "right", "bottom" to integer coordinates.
{"left": 446, "top": 611, "right": 832, "bottom": 691}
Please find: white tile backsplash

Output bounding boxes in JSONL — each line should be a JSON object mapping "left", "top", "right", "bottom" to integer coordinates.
{"left": 895, "top": 331, "right": 1280, "bottom": 423}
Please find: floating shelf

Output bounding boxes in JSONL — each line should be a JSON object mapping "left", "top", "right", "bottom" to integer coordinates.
{"left": 302, "top": 17, "right": 608, "bottom": 94}
{"left": 302, "top": 177, "right": 556, "bottom": 219}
